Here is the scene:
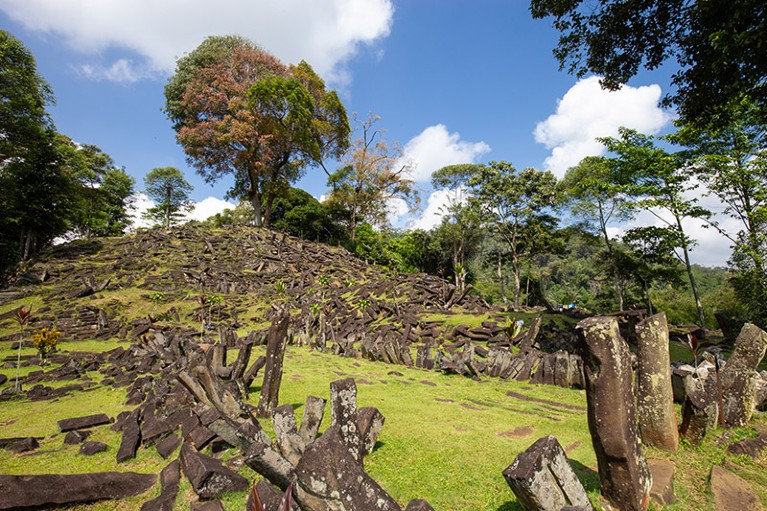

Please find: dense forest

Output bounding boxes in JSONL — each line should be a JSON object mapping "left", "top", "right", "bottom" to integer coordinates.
{"left": 2, "top": 0, "right": 765, "bottom": 331}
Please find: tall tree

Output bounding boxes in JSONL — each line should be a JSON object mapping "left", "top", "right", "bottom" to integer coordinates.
{"left": 560, "top": 156, "right": 634, "bottom": 310}
{"left": 601, "top": 128, "right": 710, "bottom": 326}
{"left": 673, "top": 98, "right": 767, "bottom": 326}
{"left": 58, "top": 137, "right": 135, "bottom": 237}
{"left": 432, "top": 164, "right": 485, "bottom": 293}
{"left": 164, "top": 36, "right": 348, "bottom": 227}
{"left": 0, "top": 31, "right": 76, "bottom": 268}
{"left": 530, "top": 0, "right": 767, "bottom": 127}
{"left": 143, "top": 167, "right": 193, "bottom": 228}
{"left": 622, "top": 226, "right": 685, "bottom": 315}
{"left": 325, "top": 114, "right": 418, "bottom": 241}
{"left": 467, "top": 162, "right": 559, "bottom": 308}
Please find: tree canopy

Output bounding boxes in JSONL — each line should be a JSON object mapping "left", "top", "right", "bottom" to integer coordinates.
{"left": 530, "top": 0, "right": 767, "bottom": 127}
{"left": 143, "top": 167, "right": 193, "bottom": 229}
{"left": 164, "top": 35, "right": 349, "bottom": 227}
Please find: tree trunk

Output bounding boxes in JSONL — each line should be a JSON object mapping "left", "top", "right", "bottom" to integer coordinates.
{"left": 249, "top": 175, "right": 263, "bottom": 228}
{"left": 675, "top": 215, "right": 706, "bottom": 327}
{"left": 599, "top": 203, "right": 624, "bottom": 311}
{"left": 497, "top": 252, "right": 507, "bottom": 307}
{"left": 512, "top": 253, "right": 521, "bottom": 308}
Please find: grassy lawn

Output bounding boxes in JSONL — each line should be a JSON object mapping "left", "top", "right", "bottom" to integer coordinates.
{"left": 2, "top": 341, "right": 765, "bottom": 510}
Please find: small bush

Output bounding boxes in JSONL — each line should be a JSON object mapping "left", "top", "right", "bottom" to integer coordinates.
{"left": 32, "top": 327, "right": 61, "bottom": 364}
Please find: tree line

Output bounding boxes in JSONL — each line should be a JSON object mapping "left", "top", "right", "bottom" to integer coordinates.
{"left": 2, "top": 1, "right": 765, "bottom": 328}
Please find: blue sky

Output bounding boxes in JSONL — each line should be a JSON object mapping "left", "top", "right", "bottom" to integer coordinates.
{"left": 0, "top": 0, "right": 732, "bottom": 266}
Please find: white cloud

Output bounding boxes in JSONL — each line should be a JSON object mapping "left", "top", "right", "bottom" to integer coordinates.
{"left": 128, "top": 193, "right": 234, "bottom": 229}
{"left": 186, "top": 196, "right": 236, "bottom": 222}
{"left": 80, "top": 58, "right": 147, "bottom": 82}
{"left": 1, "top": 0, "right": 394, "bottom": 84}
{"left": 535, "top": 76, "right": 672, "bottom": 177}
{"left": 410, "top": 188, "right": 465, "bottom": 231}
{"left": 399, "top": 124, "right": 490, "bottom": 183}
{"left": 128, "top": 192, "right": 154, "bottom": 230}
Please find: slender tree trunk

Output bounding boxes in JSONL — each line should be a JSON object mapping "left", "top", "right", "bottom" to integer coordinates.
{"left": 675, "top": 214, "right": 706, "bottom": 327}
{"left": 643, "top": 279, "right": 653, "bottom": 315}
{"left": 512, "top": 252, "right": 521, "bottom": 308}
{"left": 598, "top": 203, "right": 624, "bottom": 311}
{"left": 165, "top": 188, "right": 171, "bottom": 229}
{"left": 497, "top": 252, "right": 507, "bottom": 307}
{"left": 248, "top": 171, "right": 263, "bottom": 227}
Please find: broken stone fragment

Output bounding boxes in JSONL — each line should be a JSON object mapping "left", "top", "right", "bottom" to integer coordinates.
{"left": 64, "top": 429, "right": 92, "bottom": 445}
{"left": 709, "top": 465, "right": 762, "bottom": 511}
{"left": 6, "top": 437, "right": 39, "bottom": 453}
{"left": 648, "top": 459, "right": 675, "bottom": 506}
{"left": 79, "top": 441, "right": 108, "bottom": 456}
{"left": 503, "top": 435, "right": 594, "bottom": 511}
{"left": 721, "top": 323, "right": 767, "bottom": 428}
{"left": 57, "top": 413, "right": 111, "bottom": 432}
{"left": 0, "top": 472, "right": 156, "bottom": 509}
{"left": 180, "top": 443, "right": 248, "bottom": 499}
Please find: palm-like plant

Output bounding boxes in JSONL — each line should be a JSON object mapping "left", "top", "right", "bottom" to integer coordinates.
{"left": 14, "top": 306, "right": 32, "bottom": 392}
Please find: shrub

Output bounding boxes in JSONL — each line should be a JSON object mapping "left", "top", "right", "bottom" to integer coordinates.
{"left": 32, "top": 327, "right": 60, "bottom": 364}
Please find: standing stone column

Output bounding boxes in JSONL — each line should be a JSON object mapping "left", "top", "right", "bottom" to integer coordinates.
{"left": 576, "top": 317, "right": 652, "bottom": 511}
{"left": 635, "top": 312, "right": 678, "bottom": 451}
{"left": 721, "top": 323, "right": 767, "bottom": 427}
{"left": 256, "top": 308, "right": 290, "bottom": 418}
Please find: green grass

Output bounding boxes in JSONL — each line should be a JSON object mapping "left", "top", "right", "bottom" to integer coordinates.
{"left": 2, "top": 339, "right": 767, "bottom": 509}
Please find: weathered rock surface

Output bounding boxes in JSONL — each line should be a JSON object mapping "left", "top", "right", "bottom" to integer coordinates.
{"left": 140, "top": 460, "right": 180, "bottom": 511}
{"left": 503, "top": 435, "right": 594, "bottom": 511}
{"left": 721, "top": 323, "right": 767, "bottom": 428}
{"left": 180, "top": 443, "right": 248, "bottom": 499}
{"left": 79, "top": 441, "right": 108, "bottom": 456}
{"left": 576, "top": 316, "right": 651, "bottom": 511}
{"left": 0, "top": 472, "right": 156, "bottom": 509}
{"left": 710, "top": 465, "right": 763, "bottom": 511}
{"left": 635, "top": 312, "right": 678, "bottom": 451}
{"left": 648, "top": 459, "right": 675, "bottom": 506}
{"left": 57, "top": 413, "right": 111, "bottom": 432}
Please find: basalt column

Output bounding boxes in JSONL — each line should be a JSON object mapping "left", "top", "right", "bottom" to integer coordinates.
{"left": 721, "top": 323, "right": 767, "bottom": 428}
{"left": 256, "top": 308, "right": 291, "bottom": 418}
{"left": 576, "top": 316, "right": 651, "bottom": 511}
{"left": 635, "top": 312, "right": 678, "bottom": 451}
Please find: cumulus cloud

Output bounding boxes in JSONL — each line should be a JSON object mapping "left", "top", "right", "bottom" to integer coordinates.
{"left": 409, "top": 188, "right": 467, "bottom": 231}
{"left": 399, "top": 124, "right": 490, "bottom": 183}
{"left": 1, "top": 0, "right": 394, "bottom": 83}
{"left": 80, "top": 59, "right": 146, "bottom": 82}
{"left": 128, "top": 193, "right": 234, "bottom": 229}
{"left": 186, "top": 196, "right": 236, "bottom": 222}
{"left": 535, "top": 76, "right": 672, "bottom": 177}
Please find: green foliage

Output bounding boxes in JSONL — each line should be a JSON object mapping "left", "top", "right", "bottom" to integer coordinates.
{"left": 1, "top": 32, "right": 133, "bottom": 274}
{"left": 143, "top": 167, "right": 193, "bottom": 229}
{"left": 31, "top": 326, "right": 60, "bottom": 363}
{"left": 270, "top": 187, "right": 348, "bottom": 245}
{"left": 325, "top": 114, "right": 418, "bottom": 240}
{"left": 530, "top": 0, "right": 767, "bottom": 127}
{"left": 467, "top": 162, "right": 560, "bottom": 306}
{"left": 165, "top": 37, "right": 348, "bottom": 227}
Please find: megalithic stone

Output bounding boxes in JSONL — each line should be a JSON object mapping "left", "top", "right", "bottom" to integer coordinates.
{"left": 576, "top": 316, "right": 652, "bottom": 511}
{"left": 256, "top": 308, "right": 290, "bottom": 418}
{"left": 721, "top": 323, "right": 767, "bottom": 428}
{"left": 503, "top": 435, "right": 594, "bottom": 511}
{"left": 635, "top": 312, "right": 678, "bottom": 451}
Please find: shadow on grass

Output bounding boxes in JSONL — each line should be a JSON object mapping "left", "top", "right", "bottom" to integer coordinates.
{"left": 570, "top": 459, "right": 600, "bottom": 493}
